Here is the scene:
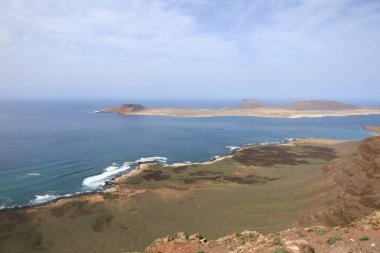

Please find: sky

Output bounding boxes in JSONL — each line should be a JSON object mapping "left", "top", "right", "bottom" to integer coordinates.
{"left": 0, "top": 0, "right": 380, "bottom": 100}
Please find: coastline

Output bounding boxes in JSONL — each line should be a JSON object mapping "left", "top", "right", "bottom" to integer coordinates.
{"left": 1, "top": 135, "right": 375, "bottom": 253}
{"left": 102, "top": 107, "right": 380, "bottom": 118}
{"left": 0, "top": 123, "right": 380, "bottom": 212}
{"left": 0, "top": 136, "right": 350, "bottom": 212}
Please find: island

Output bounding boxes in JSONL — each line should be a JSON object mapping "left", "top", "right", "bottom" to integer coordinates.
{"left": 1, "top": 135, "right": 380, "bottom": 252}
{"left": 102, "top": 99, "right": 380, "bottom": 118}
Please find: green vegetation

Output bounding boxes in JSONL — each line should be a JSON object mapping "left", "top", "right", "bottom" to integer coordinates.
{"left": 296, "top": 230, "right": 305, "bottom": 237}
{"left": 273, "top": 237, "right": 282, "bottom": 245}
{"left": 272, "top": 247, "right": 289, "bottom": 253}
{"left": 119, "top": 144, "right": 340, "bottom": 190}
{"left": 314, "top": 227, "right": 327, "bottom": 235}
{"left": 99, "top": 192, "right": 119, "bottom": 200}
{"left": 92, "top": 213, "right": 114, "bottom": 232}
{"left": 359, "top": 235, "right": 370, "bottom": 241}
{"left": 197, "top": 251, "right": 205, "bottom": 253}
{"left": 326, "top": 235, "right": 343, "bottom": 245}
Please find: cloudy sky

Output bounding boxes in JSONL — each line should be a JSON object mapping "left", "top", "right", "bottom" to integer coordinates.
{"left": 1, "top": 0, "right": 380, "bottom": 100}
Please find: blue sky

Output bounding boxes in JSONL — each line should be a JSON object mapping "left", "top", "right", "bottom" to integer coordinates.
{"left": 0, "top": 0, "right": 380, "bottom": 100}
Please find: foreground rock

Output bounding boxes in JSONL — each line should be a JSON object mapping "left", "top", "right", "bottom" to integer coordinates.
{"left": 126, "top": 211, "right": 380, "bottom": 253}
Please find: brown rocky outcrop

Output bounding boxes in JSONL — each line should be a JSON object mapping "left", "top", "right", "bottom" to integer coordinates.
{"left": 306, "top": 136, "right": 380, "bottom": 226}
{"left": 126, "top": 212, "right": 380, "bottom": 253}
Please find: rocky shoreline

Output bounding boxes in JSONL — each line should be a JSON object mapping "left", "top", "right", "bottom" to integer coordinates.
{"left": 0, "top": 137, "right": 354, "bottom": 212}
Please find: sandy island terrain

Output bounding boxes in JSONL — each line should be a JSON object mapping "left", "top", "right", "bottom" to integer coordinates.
{"left": 103, "top": 100, "right": 380, "bottom": 118}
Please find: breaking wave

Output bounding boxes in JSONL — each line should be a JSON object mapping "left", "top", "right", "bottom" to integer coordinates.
{"left": 226, "top": 146, "right": 240, "bottom": 152}
{"left": 82, "top": 157, "right": 168, "bottom": 190}
{"left": 0, "top": 197, "right": 13, "bottom": 210}
{"left": 30, "top": 194, "right": 60, "bottom": 205}
{"left": 135, "top": 156, "right": 168, "bottom": 163}
{"left": 82, "top": 162, "right": 133, "bottom": 189}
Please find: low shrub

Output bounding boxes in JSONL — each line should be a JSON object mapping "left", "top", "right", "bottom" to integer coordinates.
{"left": 359, "top": 235, "right": 370, "bottom": 241}
{"left": 326, "top": 235, "right": 342, "bottom": 245}
{"left": 272, "top": 247, "right": 288, "bottom": 253}
{"left": 273, "top": 237, "right": 282, "bottom": 245}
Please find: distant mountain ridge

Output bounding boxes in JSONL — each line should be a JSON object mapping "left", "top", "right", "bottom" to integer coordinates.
{"left": 286, "top": 99, "right": 360, "bottom": 110}
{"left": 241, "top": 99, "right": 360, "bottom": 110}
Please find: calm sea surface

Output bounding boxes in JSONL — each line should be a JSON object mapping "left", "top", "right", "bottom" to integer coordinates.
{"left": 0, "top": 99, "right": 379, "bottom": 209}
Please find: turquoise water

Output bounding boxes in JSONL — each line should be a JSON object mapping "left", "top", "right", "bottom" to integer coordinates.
{"left": 0, "top": 99, "right": 379, "bottom": 209}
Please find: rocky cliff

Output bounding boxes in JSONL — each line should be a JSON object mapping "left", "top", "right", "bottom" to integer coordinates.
{"left": 126, "top": 137, "right": 380, "bottom": 253}
{"left": 125, "top": 211, "right": 380, "bottom": 253}
{"left": 305, "top": 136, "right": 380, "bottom": 226}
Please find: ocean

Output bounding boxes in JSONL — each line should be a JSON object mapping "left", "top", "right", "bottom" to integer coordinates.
{"left": 0, "top": 99, "right": 379, "bottom": 209}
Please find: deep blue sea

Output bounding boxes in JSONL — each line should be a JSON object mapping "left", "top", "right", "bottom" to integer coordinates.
{"left": 0, "top": 99, "right": 379, "bottom": 209}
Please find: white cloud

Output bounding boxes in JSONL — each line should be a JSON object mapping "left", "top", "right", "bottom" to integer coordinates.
{"left": 0, "top": 0, "right": 380, "bottom": 99}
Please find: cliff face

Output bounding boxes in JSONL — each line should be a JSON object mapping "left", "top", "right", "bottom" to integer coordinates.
{"left": 126, "top": 137, "right": 380, "bottom": 253}
{"left": 309, "top": 136, "right": 380, "bottom": 226}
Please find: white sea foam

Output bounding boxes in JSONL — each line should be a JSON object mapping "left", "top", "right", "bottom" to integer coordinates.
{"left": 82, "top": 157, "right": 167, "bottom": 190}
{"left": 226, "top": 146, "right": 240, "bottom": 152}
{"left": 135, "top": 156, "right": 168, "bottom": 163}
{"left": 259, "top": 141, "right": 280, "bottom": 145}
{"left": 18, "top": 172, "right": 41, "bottom": 179}
{"left": 82, "top": 163, "right": 133, "bottom": 189}
{"left": 27, "top": 172, "right": 40, "bottom": 176}
{"left": 0, "top": 197, "right": 12, "bottom": 209}
{"left": 288, "top": 114, "right": 327, "bottom": 118}
{"left": 30, "top": 194, "right": 60, "bottom": 204}
{"left": 29, "top": 192, "right": 84, "bottom": 205}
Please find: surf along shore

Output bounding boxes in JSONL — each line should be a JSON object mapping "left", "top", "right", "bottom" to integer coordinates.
{"left": 2, "top": 133, "right": 376, "bottom": 253}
